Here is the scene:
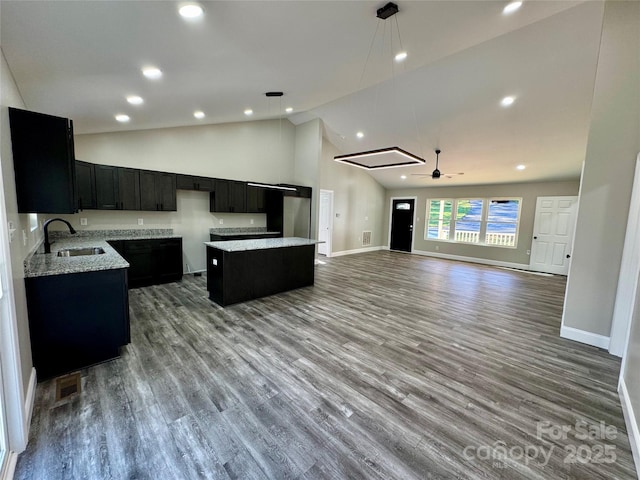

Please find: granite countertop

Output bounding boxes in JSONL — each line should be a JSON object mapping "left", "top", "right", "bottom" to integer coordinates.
{"left": 205, "top": 237, "right": 321, "bottom": 252}
{"left": 25, "top": 229, "right": 181, "bottom": 278}
{"left": 209, "top": 227, "right": 281, "bottom": 237}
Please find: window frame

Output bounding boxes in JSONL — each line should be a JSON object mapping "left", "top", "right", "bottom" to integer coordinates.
{"left": 424, "top": 197, "right": 522, "bottom": 248}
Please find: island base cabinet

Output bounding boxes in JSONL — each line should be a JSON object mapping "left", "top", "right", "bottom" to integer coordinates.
{"left": 26, "top": 268, "right": 130, "bottom": 381}
{"left": 207, "top": 245, "right": 314, "bottom": 306}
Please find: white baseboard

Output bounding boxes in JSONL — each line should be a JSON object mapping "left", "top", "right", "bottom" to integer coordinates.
{"left": 411, "top": 249, "right": 531, "bottom": 271}
{"left": 24, "top": 367, "right": 36, "bottom": 435}
{"left": 560, "top": 325, "right": 611, "bottom": 349}
{"left": 619, "top": 378, "right": 640, "bottom": 479}
{"left": 1, "top": 451, "right": 18, "bottom": 480}
{"left": 331, "top": 246, "right": 385, "bottom": 257}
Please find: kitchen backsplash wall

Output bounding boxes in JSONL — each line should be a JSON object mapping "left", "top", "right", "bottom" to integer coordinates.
{"left": 48, "top": 190, "right": 267, "bottom": 272}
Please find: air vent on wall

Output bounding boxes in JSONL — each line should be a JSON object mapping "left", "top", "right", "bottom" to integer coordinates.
{"left": 362, "top": 231, "right": 372, "bottom": 247}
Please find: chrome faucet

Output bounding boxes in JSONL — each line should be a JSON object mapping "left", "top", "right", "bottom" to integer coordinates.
{"left": 43, "top": 218, "right": 76, "bottom": 254}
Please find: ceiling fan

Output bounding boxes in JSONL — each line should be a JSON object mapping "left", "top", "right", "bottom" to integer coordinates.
{"left": 411, "top": 149, "right": 464, "bottom": 179}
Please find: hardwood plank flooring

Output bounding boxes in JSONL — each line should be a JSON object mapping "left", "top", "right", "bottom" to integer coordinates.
{"left": 14, "top": 251, "right": 637, "bottom": 479}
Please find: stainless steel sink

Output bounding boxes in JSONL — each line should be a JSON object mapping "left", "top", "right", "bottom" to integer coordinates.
{"left": 56, "top": 247, "right": 106, "bottom": 257}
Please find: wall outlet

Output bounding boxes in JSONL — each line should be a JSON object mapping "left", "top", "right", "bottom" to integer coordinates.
{"left": 365, "top": 216, "right": 368, "bottom": 221}
{"left": 137, "top": 218, "right": 144, "bottom": 226}
{"left": 80, "top": 218, "right": 88, "bottom": 226}
{"left": 22, "top": 229, "right": 27, "bottom": 246}
{"left": 219, "top": 219, "right": 224, "bottom": 225}
{"left": 250, "top": 219, "right": 254, "bottom": 225}
{"left": 435, "top": 245, "right": 440, "bottom": 251}
{"left": 527, "top": 250, "right": 531, "bottom": 255}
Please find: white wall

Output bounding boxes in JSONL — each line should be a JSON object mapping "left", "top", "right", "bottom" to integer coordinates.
{"left": 563, "top": 0, "right": 640, "bottom": 338}
{"left": 0, "top": 49, "right": 38, "bottom": 400}
{"left": 319, "top": 138, "right": 386, "bottom": 253}
{"left": 75, "top": 118, "right": 296, "bottom": 183}
{"left": 293, "top": 119, "right": 322, "bottom": 241}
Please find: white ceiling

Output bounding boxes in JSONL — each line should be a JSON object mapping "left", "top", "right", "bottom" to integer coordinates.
{"left": 1, "top": 1, "right": 603, "bottom": 189}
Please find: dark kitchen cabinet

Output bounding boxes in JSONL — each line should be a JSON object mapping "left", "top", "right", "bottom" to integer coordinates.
{"left": 25, "top": 268, "right": 130, "bottom": 381}
{"left": 210, "top": 179, "right": 246, "bottom": 213}
{"left": 176, "top": 174, "right": 214, "bottom": 191}
{"left": 246, "top": 185, "right": 267, "bottom": 213}
{"left": 140, "top": 171, "right": 177, "bottom": 211}
{"left": 110, "top": 238, "right": 183, "bottom": 288}
{"left": 75, "top": 161, "right": 96, "bottom": 210}
{"left": 118, "top": 168, "right": 141, "bottom": 210}
{"left": 9, "top": 107, "right": 77, "bottom": 213}
{"left": 95, "top": 165, "right": 140, "bottom": 210}
{"left": 95, "top": 165, "right": 119, "bottom": 209}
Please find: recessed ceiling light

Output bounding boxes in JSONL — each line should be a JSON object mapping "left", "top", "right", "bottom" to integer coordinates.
{"left": 501, "top": 96, "right": 515, "bottom": 107}
{"left": 285, "top": 107, "right": 293, "bottom": 114}
{"left": 194, "top": 110, "right": 205, "bottom": 119}
{"left": 115, "top": 114, "right": 130, "bottom": 123}
{"left": 516, "top": 164, "right": 526, "bottom": 170}
{"left": 178, "top": 3, "right": 204, "bottom": 18}
{"left": 503, "top": 1, "right": 523, "bottom": 15}
{"left": 401, "top": 175, "right": 407, "bottom": 180}
{"left": 244, "top": 109, "right": 253, "bottom": 116}
{"left": 395, "top": 51, "right": 408, "bottom": 62}
{"left": 356, "top": 131, "right": 364, "bottom": 139}
{"left": 126, "top": 95, "right": 143, "bottom": 105}
{"left": 142, "top": 67, "right": 162, "bottom": 80}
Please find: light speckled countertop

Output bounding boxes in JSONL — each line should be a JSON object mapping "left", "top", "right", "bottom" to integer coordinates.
{"left": 26, "top": 229, "right": 181, "bottom": 278}
{"left": 205, "top": 237, "right": 321, "bottom": 252}
{"left": 209, "top": 227, "right": 281, "bottom": 237}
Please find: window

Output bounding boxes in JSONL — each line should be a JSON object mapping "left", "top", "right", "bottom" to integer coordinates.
{"left": 425, "top": 198, "right": 521, "bottom": 247}
{"left": 427, "top": 199, "right": 453, "bottom": 240}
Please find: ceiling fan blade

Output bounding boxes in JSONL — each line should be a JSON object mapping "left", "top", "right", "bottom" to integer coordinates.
{"left": 410, "top": 173, "right": 433, "bottom": 177}
{"left": 442, "top": 172, "right": 464, "bottom": 177}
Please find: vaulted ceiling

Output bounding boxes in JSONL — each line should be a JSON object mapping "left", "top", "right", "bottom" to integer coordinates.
{"left": 1, "top": 1, "right": 603, "bottom": 188}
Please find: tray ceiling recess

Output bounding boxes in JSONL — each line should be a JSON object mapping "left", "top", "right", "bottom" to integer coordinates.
{"left": 334, "top": 2, "right": 425, "bottom": 171}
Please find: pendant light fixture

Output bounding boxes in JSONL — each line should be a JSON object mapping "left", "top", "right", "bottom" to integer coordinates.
{"left": 334, "top": 2, "right": 425, "bottom": 170}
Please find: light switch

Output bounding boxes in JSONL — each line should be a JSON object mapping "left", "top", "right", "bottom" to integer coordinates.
{"left": 250, "top": 219, "right": 254, "bottom": 225}
{"left": 219, "top": 219, "right": 224, "bottom": 225}
{"left": 137, "top": 218, "right": 144, "bottom": 226}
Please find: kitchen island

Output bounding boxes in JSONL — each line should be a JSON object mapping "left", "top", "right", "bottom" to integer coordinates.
{"left": 205, "top": 237, "right": 320, "bottom": 306}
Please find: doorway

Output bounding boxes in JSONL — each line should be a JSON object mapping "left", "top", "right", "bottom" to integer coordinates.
{"left": 318, "top": 190, "right": 333, "bottom": 256}
{"left": 389, "top": 198, "right": 415, "bottom": 252}
{"left": 529, "top": 196, "right": 578, "bottom": 275}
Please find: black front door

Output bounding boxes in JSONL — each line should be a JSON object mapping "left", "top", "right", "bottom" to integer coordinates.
{"left": 390, "top": 199, "right": 414, "bottom": 252}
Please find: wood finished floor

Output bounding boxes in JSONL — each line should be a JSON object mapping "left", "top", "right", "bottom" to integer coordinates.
{"left": 15, "top": 251, "right": 636, "bottom": 479}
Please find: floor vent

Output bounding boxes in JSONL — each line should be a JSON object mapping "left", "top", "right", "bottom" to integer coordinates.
{"left": 362, "top": 231, "right": 372, "bottom": 246}
{"left": 55, "top": 372, "right": 81, "bottom": 401}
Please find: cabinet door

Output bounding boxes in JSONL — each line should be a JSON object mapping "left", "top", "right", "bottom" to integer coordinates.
{"left": 157, "top": 173, "right": 177, "bottom": 211}
{"left": 139, "top": 171, "right": 158, "bottom": 211}
{"left": 176, "top": 175, "right": 213, "bottom": 191}
{"left": 124, "top": 240, "right": 155, "bottom": 287}
{"left": 229, "top": 181, "right": 247, "bottom": 213}
{"left": 75, "top": 161, "right": 96, "bottom": 210}
{"left": 118, "top": 168, "right": 140, "bottom": 210}
{"left": 247, "top": 185, "right": 266, "bottom": 213}
{"left": 95, "top": 165, "right": 120, "bottom": 210}
{"left": 9, "top": 108, "right": 77, "bottom": 213}
{"left": 157, "top": 239, "right": 183, "bottom": 282}
{"left": 211, "top": 179, "right": 230, "bottom": 212}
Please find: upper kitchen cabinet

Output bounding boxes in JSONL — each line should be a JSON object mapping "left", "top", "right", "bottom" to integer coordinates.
{"left": 140, "top": 171, "right": 177, "bottom": 211}
{"left": 75, "top": 160, "right": 96, "bottom": 210}
{"left": 176, "top": 174, "right": 214, "bottom": 192}
{"left": 246, "top": 185, "right": 267, "bottom": 213}
{"left": 95, "top": 165, "right": 140, "bottom": 210}
{"left": 9, "top": 107, "right": 77, "bottom": 213}
{"left": 210, "top": 179, "right": 246, "bottom": 213}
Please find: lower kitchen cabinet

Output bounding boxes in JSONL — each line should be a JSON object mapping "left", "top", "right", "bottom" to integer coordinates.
{"left": 25, "top": 268, "right": 130, "bottom": 381}
{"left": 109, "top": 238, "right": 183, "bottom": 288}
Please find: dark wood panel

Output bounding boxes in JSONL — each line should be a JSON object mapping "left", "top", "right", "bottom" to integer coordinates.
{"left": 15, "top": 252, "right": 637, "bottom": 480}
{"left": 75, "top": 160, "right": 96, "bottom": 210}
{"left": 95, "top": 165, "right": 120, "bottom": 210}
{"left": 118, "top": 167, "right": 140, "bottom": 210}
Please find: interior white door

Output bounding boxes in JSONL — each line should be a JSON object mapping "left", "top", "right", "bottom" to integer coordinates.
{"left": 318, "top": 190, "right": 332, "bottom": 256}
{"left": 530, "top": 196, "right": 578, "bottom": 274}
